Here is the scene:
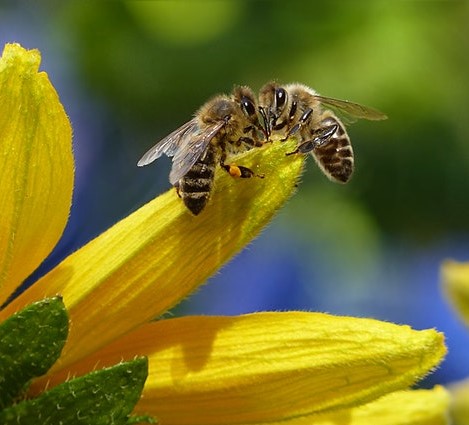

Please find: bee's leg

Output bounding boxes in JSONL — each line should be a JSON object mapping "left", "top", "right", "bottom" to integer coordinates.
{"left": 281, "top": 108, "right": 313, "bottom": 142}
{"left": 286, "top": 123, "right": 338, "bottom": 156}
{"left": 223, "top": 164, "right": 262, "bottom": 178}
{"left": 220, "top": 152, "right": 264, "bottom": 179}
{"left": 237, "top": 136, "right": 265, "bottom": 148}
{"left": 242, "top": 125, "right": 262, "bottom": 140}
{"left": 174, "top": 181, "right": 182, "bottom": 198}
{"left": 272, "top": 119, "right": 288, "bottom": 132}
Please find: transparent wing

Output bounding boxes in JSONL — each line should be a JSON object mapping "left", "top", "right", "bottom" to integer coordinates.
{"left": 314, "top": 95, "right": 388, "bottom": 124}
{"left": 169, "top": 120, "right": 225, "bottom": 185}
{"left": 137, "top": 119, "right": 199, "bottom": 167}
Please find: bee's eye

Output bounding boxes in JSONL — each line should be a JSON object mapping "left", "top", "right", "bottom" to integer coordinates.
{"left": 241, "top": 97, "right": 256, "bottom": 117}
{"left": 275, "top": 88, "right": 287, "bottom": 110}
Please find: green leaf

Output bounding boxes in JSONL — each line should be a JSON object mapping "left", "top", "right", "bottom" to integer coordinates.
{"left": 0, "top": 357, "right": 149, "bottom": 425}
{"left": 126, "top": 414, "right": 157, "bottom": 424}
{"left": 0, "top": 296, "right": 68, "bottom": 408}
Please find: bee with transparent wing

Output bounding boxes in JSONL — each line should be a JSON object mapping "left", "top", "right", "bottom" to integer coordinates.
{"left": 138, "top": 86, "right": 266, "bottom": 215}
{"left": 259, "top": 82, "right": 387, "bottom": 183}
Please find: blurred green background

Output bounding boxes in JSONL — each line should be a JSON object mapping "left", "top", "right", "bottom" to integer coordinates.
{"left": 2, "top": 1, "right": 469, "bottom": 386}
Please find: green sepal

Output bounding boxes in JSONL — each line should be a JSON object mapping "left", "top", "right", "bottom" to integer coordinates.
{"left": 0, "top": 357, "right": 150, "bottom": 425}
{"left": 0, "top": 296, "right": 68, "bottom": 408}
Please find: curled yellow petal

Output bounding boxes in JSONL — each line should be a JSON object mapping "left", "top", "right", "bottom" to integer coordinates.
{"left": 441, "top": 260, "right": 469, "bottom": 327}
{"left": 1, "top": 140, "right": 304, "bottom": 371}
{"left": 32, "top": 312, "right": 446, "bottom": 424}
{"left": 0, "top": 43, "right": 73, "bottom": 304}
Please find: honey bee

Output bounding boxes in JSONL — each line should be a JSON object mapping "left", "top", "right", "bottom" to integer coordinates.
{"left": 137, "top": 86, "right": 267, "bottom": 215}
{"left": 259, "top": 82, "right": 387, "bottom": 183}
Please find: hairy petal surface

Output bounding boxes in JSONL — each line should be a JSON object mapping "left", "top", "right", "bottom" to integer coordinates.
{"left": 0, "top": 43, "right": 73, "bottom": 304}
{"left": 31, "top": 312, "right": 446, "bottom": 425}
{"left": 269, "top": 386, "right": 450, "bottom": 425}
{"left": 1, "top": 141, "right": 304, "bottom": 372}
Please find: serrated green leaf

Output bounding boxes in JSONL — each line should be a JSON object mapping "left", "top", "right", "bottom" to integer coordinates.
{"left": 0, "top": 357, "right": 149, "bottom": 425}
{"left": 126, "top": 414, "right": 157, "bottom": 424}
{"left": 0, "top": 296, "right": 68, "bottom": 408}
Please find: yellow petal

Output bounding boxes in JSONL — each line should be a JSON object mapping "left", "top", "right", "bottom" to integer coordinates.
{"left": 1, "top": 140, "right": 304, "bottom": 371}
{"left": 329, "top": 387, "right": 451, "bottom": 425}
{"left": 441, "top": 260, "right": 469, "bottom": 327}
{"left": 0, "top": 43, "right": 73, "bottom": 304}
{"left": 449, "top": 378, "right": 469, "bottom": 425}
{"left": 271, "top": 387, "right": 450, "bottom": 425}
{"left": 31, "top": 312, "right": 446, "bottom": 424}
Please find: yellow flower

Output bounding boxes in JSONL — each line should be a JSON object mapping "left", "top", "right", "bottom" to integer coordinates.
{"left": 441, "top": 260, "right": 469, "bottom": 328}
{"left": 273, "top": 387, "right": 450, "bottom": 425}
{"left": 0, "top": 43, "right": 447, "bottom": 424}
{"left": 0, "top": 43, "right": 73, "bottom": 304}
{"left": 441, "top": 260, "right": 469, "bottom": 424}
{"left": 448, "top": 378, "right": 469, "bottom": 425}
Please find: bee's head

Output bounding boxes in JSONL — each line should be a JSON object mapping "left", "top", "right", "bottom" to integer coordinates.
{"left": 232, "top": 85, "right": 269, "bottom": 140}
{"left": 203, "top": 98, "right": 236, "bottom": 123}
{"left": 232, "top": 86, "right": 256, "bottom": 116}
{"left": 258, "top": 82, "right": 289, "bottom": 137}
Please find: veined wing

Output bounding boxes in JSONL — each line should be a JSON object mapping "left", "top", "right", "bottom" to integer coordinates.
{"left": 314, "top": 95, "right": 387, "bottom": 124}
{"left": 137, "top": 119, "right": 199, "bottom": 167}
{"left": 169, "top": 120, "right": 225, "bottom": 185}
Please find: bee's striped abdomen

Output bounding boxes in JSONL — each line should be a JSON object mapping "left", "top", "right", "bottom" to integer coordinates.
{"left": 178, "top": 145, "right": 217, "bottom": 215}
{"left": 312, "top": 117, "right": 354, "bottom": 183}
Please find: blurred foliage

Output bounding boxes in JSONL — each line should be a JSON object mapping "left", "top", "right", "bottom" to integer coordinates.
{"left": 49, "top": 0, "right": 469, "bottom": 240}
